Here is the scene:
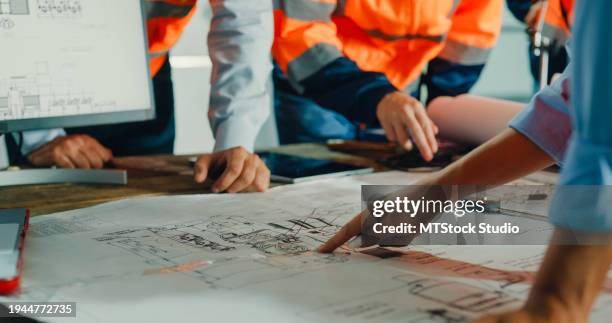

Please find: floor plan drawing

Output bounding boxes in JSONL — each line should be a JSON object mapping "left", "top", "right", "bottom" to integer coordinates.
{"left": 2, "top": 172, "right": 611, "bottom": 323}
{"left": 295, "top": 270, "right": 523, "bottom": 323}
{"left": 397, "top": 276, "right": 521, "bottom": 313}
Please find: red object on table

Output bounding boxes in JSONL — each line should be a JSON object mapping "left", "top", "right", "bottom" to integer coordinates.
{"left": 0, "top": 209, "right": 29, "bottom": 295}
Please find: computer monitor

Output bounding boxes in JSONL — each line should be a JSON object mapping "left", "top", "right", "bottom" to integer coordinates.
{"left": 0, "top": 0, "right": 154, "bottom": 132}
{"left": 0, "top": 0, "right": 154, "bottom": 186}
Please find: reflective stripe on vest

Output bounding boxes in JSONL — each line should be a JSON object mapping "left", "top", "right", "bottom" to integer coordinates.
{"left": 273, "top": 0, "right": 503, "bottom": 89}
{"left": 146, "top": 0, "right": 197, "bottom": 76}
{"left": 273, "top": 0, "right": 334, "bottom": 22}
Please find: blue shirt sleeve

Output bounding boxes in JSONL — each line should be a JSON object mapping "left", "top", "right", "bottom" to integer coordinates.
{"left": 548, "top": 0, "right": 612, "bottom": 232}
{"left": 508, "top": 67, "right": 573, "bottom": 165}
{"left": 424, "top": 58, "right": 487, "bottom": 104}
{"left": 505, "top": 0, "right": 532, "bottom": 23}
{"left": 299, "top": 57, "right": 397, "bottom": 126}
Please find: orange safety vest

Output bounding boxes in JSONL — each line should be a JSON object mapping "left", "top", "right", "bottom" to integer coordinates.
{"left": 273, "top": 0, "right": 503, "bottom": 90}
{"left": 543, "top": 0, "right": 574, "bottom": 43}
{"left": 145, "top": 0, "right": 198, "bottom": 77}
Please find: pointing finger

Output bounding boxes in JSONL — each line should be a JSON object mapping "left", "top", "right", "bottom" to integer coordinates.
{"left": 318, "top": 212, "right": 364, "bottom": 253}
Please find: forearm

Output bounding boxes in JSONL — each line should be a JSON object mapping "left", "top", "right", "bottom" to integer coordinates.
{"left": 526, "top": 230, "right": 612, "bottom": 321}
{"left": 299, "top": 57, "right": 396, "bottom": 126}
{"left": 208, "top": 0, "right": 273, "bottom": 151}
{"left": 427, "top": 128, "right": 554, "bottom": 186}
{"left": 386, "top": 128, "right": 554, "bottom": 239}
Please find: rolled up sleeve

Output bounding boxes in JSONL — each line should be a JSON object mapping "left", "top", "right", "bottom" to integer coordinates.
{"left": 19, "top": 129, "right": 66, "bottom": 156}
{"left": 509, "top": 68, "right": 573, "bottom": 165}
{"left": 548, "top": 0, "right": 612, "bottom": 232}
{"left": 207, "top": 0, "right": 273, "bottom": 152}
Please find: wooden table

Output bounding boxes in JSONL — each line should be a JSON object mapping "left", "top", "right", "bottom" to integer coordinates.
{"left": 0, "top": 144, "right": 381, "bottom": 216}
{"left": 0, "top": 143, "right": 558, "bottom": 217}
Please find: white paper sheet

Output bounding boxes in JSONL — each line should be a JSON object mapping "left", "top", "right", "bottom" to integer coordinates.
{"left": 2, "top": 171, "right": 610, "bottom": 323}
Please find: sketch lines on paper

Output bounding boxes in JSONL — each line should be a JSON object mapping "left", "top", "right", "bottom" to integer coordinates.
{"left": 88, "top": 207, "right": 354, "bottom": 289}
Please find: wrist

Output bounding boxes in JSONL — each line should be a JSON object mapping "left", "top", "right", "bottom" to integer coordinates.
{"left": 376, "top": 91, "right": 410, "bottom": 122}
{"left": 376, "top": 91, "right": 402, "bottom": 108}
{"left": 363, "top": 87, "right": 396, "bottom": 126}
{"left": 20, "top": 129, "right": 66, "bottom": 156}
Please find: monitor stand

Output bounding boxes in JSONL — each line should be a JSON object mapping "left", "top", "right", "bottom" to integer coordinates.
{"left": 0, "top": 134, "right": 127, "bottom": 187}
{"left": 0, "top": 168, "right": 127, "bottom": 187}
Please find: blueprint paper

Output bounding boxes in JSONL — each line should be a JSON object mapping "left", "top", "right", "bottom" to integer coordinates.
{"left": 1, "top": 171, "right": 611, "bottom": 323}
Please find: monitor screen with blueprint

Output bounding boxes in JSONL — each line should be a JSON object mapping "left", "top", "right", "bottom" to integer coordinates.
{"left": 0, "top": 0, "right": 153, "bottom": 133}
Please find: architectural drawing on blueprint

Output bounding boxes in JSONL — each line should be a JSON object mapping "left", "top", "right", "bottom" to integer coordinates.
{"left": 86, "top": 211, "right": 357, "bottom": 290}
{"left": 300, "top": 298, "right": 468, "bottom": 323}
{"left": 297, "top": 267, "right": 525, "bottom": 323}
{"left": 3, "top": 173, "right": 611, "bottom": 323}
{"left": 93, "top": 212, "right": 343, "bottom": 257}
{"left": 396, "top": 276, "right": 521, "bottom": 313}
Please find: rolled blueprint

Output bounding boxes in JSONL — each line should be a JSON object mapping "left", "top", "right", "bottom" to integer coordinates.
{"left": 427, "top": 95, "right": 526, "bottom": 145}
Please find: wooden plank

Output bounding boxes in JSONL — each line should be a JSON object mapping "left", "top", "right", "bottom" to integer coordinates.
{"left": 0, "top": 143, "right": 558, "bottom": 217}
{"left": 0, "top": 144, "right": 382, "bottom": 216}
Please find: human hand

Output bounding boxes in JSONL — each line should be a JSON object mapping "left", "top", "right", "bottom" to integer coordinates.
{"left": 317, "top": 204, "right": 430, "bottom": 253}
{"left": 27, "top": 134, "right": 113, "bottom": 169}
{"left": 193, "top": 146, "right": 270, "bottom": 193}
{"left": 319, "top": 182, "right": 473, "bottom": 253}
{"left": 377, "top": 91, "right": 438, "bottom": 161}
{"left": 317, "top": 210, "right": 364, "bottom": 253}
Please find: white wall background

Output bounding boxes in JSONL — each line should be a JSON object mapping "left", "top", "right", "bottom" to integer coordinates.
{"left": 168, "top": 2, "right": 535, "bottom": 154}
{"left": 471, "top": 8, "right": 534, "bottom": 101}
{"left": 169, "top": 4, "right": 213, "bottom": 155}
